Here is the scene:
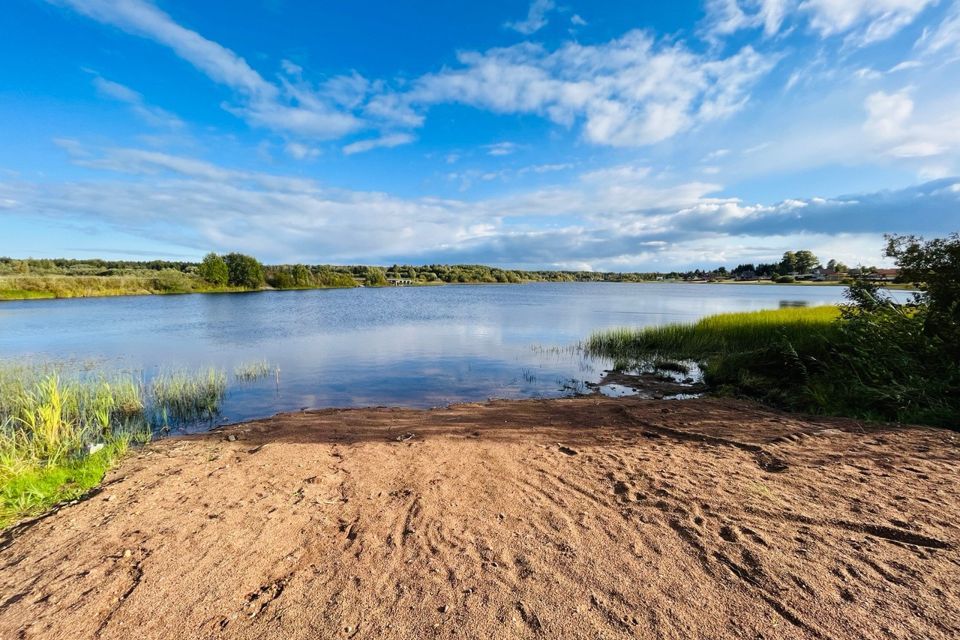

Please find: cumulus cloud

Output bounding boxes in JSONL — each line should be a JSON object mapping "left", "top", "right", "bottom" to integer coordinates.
{"left": 4, "top": 143, "right": 956, "bottom": 268}
{"left": 863, "top": 89, "right": 960, "bottom": 159}
{"left": 505, "top": 0, "right": 556, "bottom": 35}
{"left": 369, "top": 31, "right": 776, "bottom": 147}
{"left": 53, "top": 1, "right": 778, "bottom": 150}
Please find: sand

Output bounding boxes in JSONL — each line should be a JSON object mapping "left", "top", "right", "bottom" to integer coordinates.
{"left": 1, "top": 396, "right": 958, "bottom": 639}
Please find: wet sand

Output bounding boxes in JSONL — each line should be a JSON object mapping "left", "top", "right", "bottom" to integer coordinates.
{"left": 1, "top": 396, "right": 958, "bottom": 639}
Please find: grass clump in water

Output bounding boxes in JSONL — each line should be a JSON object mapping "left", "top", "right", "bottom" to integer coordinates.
{"left": 150, "top": 368, "right": 227, "bottom": 425}
{"left": 0, "top": 364, "right": 228, "bottom": 528}
{"left": 233, "top": 360, "right": 274, "bottom": 383}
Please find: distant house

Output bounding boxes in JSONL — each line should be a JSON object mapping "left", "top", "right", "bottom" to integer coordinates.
{"left": 867, "top": 268, "right": 899, "bottom": 282}
{"left": 810, "top": 266, "right": 839, "bottom": 281}
{"left": 736, "top": 270, "right": 757, "bottom": 281}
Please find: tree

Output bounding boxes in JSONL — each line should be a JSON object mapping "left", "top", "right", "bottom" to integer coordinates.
{"left": 224, "top": 253, "right": 265, "bottom": 289}
{"left": 885, "top": 233, "right": 960, "bottom": 355}
{"left": 198, "top": 253, "right": 228, "bottom": 286}
{"left": 364, "top": 266, "right": 387, "bottom": 286}
{"left": 779, "top": 251, "right": 797, "bottom": 274}
{"left": 291, "top": 264, "right": 313, "bottom": 287}
{"left": 794, "top": 250, "right": 819, "bottom": 274}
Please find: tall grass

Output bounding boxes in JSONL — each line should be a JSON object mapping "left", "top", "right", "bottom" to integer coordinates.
{"left": 233, "top": 360, "right": 274, "bottom": 383}
{"left": 587, "top": 306, "right": 840, "bottom": 360}
{"left": 0, "top": 363, "right": 227, "bottom": 528}
{"left": 150, "top": 368, "right": 227, "bottom": 425}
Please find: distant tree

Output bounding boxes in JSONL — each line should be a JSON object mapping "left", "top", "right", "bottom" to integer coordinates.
{"left": 224, "top": 253, "right": 265, "bottom": 289}
{"left": 364, "top": 267, "right": 388, "bottom": 286}
{"left": 794, "top": 250, "right": 820, "bottom": 274}
{"left": 780, "top": 251, "right": 798, "bottom": 274}
{"left": 198, "top": 253, "right": 228, "bottom": 286}
{"left": 291, "top": 264, "right": 313, "bottom": 287}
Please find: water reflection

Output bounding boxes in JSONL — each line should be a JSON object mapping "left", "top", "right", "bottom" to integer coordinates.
{"left": 0, "top": 282, "right": 913, "bottom": 428}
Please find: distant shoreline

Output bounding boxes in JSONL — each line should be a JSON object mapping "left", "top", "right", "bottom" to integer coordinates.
{"left": 0, "top": 275, "right": 915, "bottom": 302}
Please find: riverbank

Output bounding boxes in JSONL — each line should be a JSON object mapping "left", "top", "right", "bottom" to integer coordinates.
{"left": 0, "top": 273, "right": 914, "bottom": 302}
{"left": 1, "top": 395, "right": 957, "bottom": 639}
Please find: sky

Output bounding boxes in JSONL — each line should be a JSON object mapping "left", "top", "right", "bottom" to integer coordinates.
{"left": 1, "top": 0, "right": 959, "bottom": 271}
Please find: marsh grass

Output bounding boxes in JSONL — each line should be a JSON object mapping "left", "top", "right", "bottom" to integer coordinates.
{"left": 233, "top": 360, "right": 274, "bottom": 383}
{"left": 587, "top": 306, "right": 841, "bottom": 360}
{"left": 0, "top": 363, "right": 227, "bottom": 528}
{"left": 150, "top": 368, "right": 227, "bottom": 425}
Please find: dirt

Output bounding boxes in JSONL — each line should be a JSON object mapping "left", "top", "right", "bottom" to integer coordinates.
{"left": 1, "top": 396, "right": 958, "bottom": 639}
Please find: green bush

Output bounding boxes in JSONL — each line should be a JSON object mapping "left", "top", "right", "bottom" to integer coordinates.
{"left": 224, "top": 253, "right": 265, "bottom": 289}
{"left": 198, "top": 253, "right": 228, "bottom": 286}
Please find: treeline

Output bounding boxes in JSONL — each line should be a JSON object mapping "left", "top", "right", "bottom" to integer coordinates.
{"left": 0, "top": 249, "right": 890, "bottom": 291}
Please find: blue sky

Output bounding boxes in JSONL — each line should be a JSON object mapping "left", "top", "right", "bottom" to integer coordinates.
{"left": 1, "top": 0, "right": 959, "bottom": 270}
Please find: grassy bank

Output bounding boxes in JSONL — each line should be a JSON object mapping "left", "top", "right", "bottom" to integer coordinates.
{"left": 0, "top": 365, "right": 227, "bottom": 528}
{"left": 588, "top": 307, "right": 840, "bottom": 359}
{"left": 0, "top": 274, "right": 251, "bottom": 300}
{"left": 587, "top": 303, "right": 958, "bottom": 427}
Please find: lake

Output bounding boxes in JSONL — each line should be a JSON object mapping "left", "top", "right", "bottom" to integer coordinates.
{"left": 0, "top": 283, "right": 913, "bottom": 428}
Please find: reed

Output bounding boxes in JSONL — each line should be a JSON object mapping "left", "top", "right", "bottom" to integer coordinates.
{"left": 150, "top": 368, "right": 227, "bottom": 424}
{"left": 0, "top": 363, "right": 227, "bottom": 528}
{"left": 586, "top": 306, "right": 840, "bottom": 360}
{"left": 233, "top": 360, "right": 274, "bottom": 382}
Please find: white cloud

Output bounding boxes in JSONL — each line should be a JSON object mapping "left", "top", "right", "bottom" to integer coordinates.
{"left": 55, "top": 1, "right": 776, "bottom": 150}
{"left": 863, "top": 89, "right": 960, "bottom": 159}
{"left": 92, "top": 76, "right": 184, "bottom": 129}
{"left": 570, "top": 14, "right": 588, "bottom": 27}
{"left": 915, "top": 0, "right": 960, "bottom": 57}
{"left": 505, "top": 0, "right": 556, "bottom": 35}
{"left": 800, "top": 0, "right": 938, "bottom": 46}
{"left": 702, "top": 0, "right": 794, "bottom": 39}
{"left": 485, "top": 142, "right": 519, "bottom": 156}
{"left": 372, "top": 31, "right": 776, "bottom": 147}
{"left": 54, "top": 0, "right": 364, "bottom": 139}
{"left": 284, "top": 142, "right": 320, "bottom": 160}
{"left": 703, "top": 0, "right": 935, "bottom": 45}
{"left": 342, "top": 133, "right": 416, "bottom": 155}
{"left": 3, "top": 143, "right": 958, "bottom": 268}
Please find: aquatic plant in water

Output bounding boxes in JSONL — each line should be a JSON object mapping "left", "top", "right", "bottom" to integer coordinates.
{"left": 0, "top": 362, "right": 228, "bottom": 527}
{"left": 233, "top": 360, "right": 274, "bottom": 383}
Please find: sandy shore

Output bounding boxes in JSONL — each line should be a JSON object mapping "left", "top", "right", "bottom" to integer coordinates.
{"left": 1, "top": 396, "right": 958, "bottom": 639}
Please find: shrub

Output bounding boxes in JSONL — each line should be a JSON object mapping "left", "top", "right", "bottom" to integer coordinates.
{"left": 775, "top": 275, "right": 796, "bottom": 283}
{"left": 224, "top": 253, "right": 265, "bottom": 289}
{"left": 198, "top": 253, "right": 228, "bottom": 286}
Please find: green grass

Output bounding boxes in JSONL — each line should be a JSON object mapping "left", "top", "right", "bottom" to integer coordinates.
{"left": 0, "top": 363, "right": 227, "bottom": 529}
{"left": 0, "top": 438, "right": 129, "bottom": 528}
{"left": 587, "top": 306, "right": 840, "bottom": 360}
{"left": 150, "top": 368, "right": 227, "bottom": 425}
{"left": 0, "top": 288, "right": 56, "bottom": 300}
{"left": 233, "top": 360, "right": 274, "bottom": 382}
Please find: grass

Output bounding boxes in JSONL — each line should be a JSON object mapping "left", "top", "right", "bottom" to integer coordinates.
{"left": 587, "top": 306, "right": 841, "bottom": 360}
{"left": 234, "top": 360, "right": 274, "bottom": 382}
{"left": 0, "top": 363, "right": 227, "bottom": 529}
{"left": 585, "top": 303, "right": 958, "bottom": 427}
{"left": 150, "top": 368, "right": 227, "bottom": 426}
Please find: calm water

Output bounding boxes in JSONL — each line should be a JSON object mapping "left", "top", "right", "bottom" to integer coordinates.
{"left": 0, "top": 283, "right": 912, "bottom": 428}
